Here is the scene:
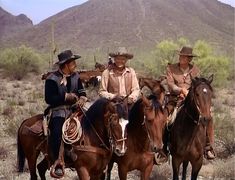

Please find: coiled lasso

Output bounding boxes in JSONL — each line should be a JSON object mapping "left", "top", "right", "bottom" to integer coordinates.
{"left": 62, "top": 116, "right": 82, "bottom": 144}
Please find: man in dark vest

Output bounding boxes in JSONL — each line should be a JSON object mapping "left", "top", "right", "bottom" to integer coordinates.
{"left": 45, "top": 49, "right": 87, "bottom": 176}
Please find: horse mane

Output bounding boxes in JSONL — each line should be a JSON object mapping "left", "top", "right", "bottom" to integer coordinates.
{"left": 128, "top": 95, "right": 163, "bottom": 126}
{"left": 193, "top": 77, "right": 213, "bottom": 91}
{"left": 82, "top": 98, "right": 109, "bottom": 129}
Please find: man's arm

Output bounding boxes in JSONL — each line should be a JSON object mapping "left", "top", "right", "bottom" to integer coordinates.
{"left": 166, "top": 65, "right": 182, "bottom": 94}
{"left": 45, "top": 80, "right": 65, "bottom": 106}
{"left": 98, "top": 70, "right": 116, "bottom": 100}
{"left": 76, "top": 78, "right": 86, "bottom": 97}
{"left": 128, "top": 68, "right": 140, "bottom": 102}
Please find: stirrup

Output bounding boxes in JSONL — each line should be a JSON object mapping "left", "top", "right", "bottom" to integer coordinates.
{"left": 50, "top": 159, "right": 65, "bottom": 178}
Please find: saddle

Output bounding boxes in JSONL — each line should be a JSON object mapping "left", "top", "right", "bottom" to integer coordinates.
{"left": 21, "top": 114, "right": 44, "bottom": 136}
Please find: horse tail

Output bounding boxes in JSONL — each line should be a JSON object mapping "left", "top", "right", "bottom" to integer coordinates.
{"left": 17, "top": 128, "right": 25, "bottom": 172}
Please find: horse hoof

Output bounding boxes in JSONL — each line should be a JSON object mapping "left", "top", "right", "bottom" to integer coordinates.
{"left": 154, "top": 152, "right": 168, "bottom": 165}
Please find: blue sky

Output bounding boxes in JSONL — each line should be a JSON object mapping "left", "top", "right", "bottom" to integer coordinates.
{"left": 1, "top": 0, "right": 234, "bottom": 25}
{"left": 1, "top": 0, "right": 88, "bottom": 24}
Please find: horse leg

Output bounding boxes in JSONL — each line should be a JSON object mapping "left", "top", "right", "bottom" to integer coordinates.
{"left": 37, "top": 157, "right": 48, "bottom": 180}
{"left": 182, "top": 161, "right": 189, "bottom": 180}
{"left": 191, "top": 158, "right": 203, "bottom": 180}
{"left": 118, "top": 166, "right": 128, "bottom": 180}
{"left": 141, "top": 163, "right": 153, "bottom": 180}
{"left": 76, "top": 167, "right": 90, "bottom": 180}
{"left": 172, "top": 157, "right": 181, "bottom": 180}
{"left": 105, "top": 160, "right": 114, "bottom": 180}
{"left": 26, "top": 152, "right": 39, "bottom": 180}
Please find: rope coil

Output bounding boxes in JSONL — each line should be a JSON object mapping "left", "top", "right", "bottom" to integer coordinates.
{"left": 62, "top": 116, "right": 82, "bottom": 144}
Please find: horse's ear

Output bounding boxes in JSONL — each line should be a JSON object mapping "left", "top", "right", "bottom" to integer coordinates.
{"left": 141, "top": 94, "right": 151, "bottom": 107}
{"left": 207, "top": 74, "right": 214, "bottom": 84}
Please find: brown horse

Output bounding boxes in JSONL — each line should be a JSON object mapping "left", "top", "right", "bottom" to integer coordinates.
{"left": 17, "top": 98, "right": 127, "bottom": 180}
{"left": 104, "top": 95, "right": 168, "bottom": 180}
{"left": 79, "top": 70, "right": 102, "bottom": 88}
{"left": 94, "top": 62, "right": 106, "bottom": 72}
{"left": 139, "top": 77, "right": 165, "bottom": 105}
{"left": 169, "top": 76, "right": 213, "bottom": 180}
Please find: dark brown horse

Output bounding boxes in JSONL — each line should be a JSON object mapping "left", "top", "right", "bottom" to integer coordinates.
{"left": 169, "top": 76, "right": 213, "bottom": 180}
{"left": 79, "top": 70, "right": 102, "bottom": 88}
{"left": 17, "top": 98, "right": 126, "bottom": 180}
{"left": 104, "top": 95, "right": 168, "bottom": 180}
{"left": 94, "top": 62, "right": 106, "bottom": 72}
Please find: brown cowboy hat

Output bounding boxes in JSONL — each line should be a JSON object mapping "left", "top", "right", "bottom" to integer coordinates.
{"left": 55, "top": 49, "right": 81, "bottom": 65}
{"left": 109, "top": 47, "right": 133, "bottom": 59}
{"left": 178, "top": 46, "right": 197, "bottom": 57}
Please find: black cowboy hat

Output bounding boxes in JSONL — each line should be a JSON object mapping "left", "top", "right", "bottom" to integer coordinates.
{"left": 109, "top": 47, "right": 133, "bottom": 59}
{"left": 55, "top": 50, "right": 81, "bottom": 65}
{"left": 178, "top": 46, "right": 197, "bottom": 57}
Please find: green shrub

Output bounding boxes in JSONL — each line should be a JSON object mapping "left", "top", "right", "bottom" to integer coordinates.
{"left": 0, "top": 45, "right": 44, "bottom": 80}
{"left": 194, "top": 40, "right": 231, "bottom": 87}
{"left": 146, "top": 38, "right": 232, "bottom": 87}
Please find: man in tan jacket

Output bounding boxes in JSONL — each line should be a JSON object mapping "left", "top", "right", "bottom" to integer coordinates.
{"left": 164, "top": 46, "right": 215, "bottom": 160}
{"left": 99, "top": 47, "right": 140, "bottom": 106}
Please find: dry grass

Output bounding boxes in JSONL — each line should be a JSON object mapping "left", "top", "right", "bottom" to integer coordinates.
{"left": 0, "top": 73, "right": 234, "bottom": 179}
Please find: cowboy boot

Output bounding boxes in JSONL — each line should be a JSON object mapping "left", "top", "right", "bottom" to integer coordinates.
{"left": 205, "top": 119, "right": 215, "bottom": 159}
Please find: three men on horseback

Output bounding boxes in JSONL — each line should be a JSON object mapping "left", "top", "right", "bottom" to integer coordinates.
{"left": 44, "top": 49, "right": 87, "bottom": 176}
{"left": 160, "top": 46, "right": 215, "bottom": 162}
{"left": 98, "top": 47, "right": 140, "bottom": 112}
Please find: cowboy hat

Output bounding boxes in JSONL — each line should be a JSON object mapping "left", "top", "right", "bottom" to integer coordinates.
{"left": 109, "top": 47, "right": 133, "bottom": 59}
{"left": 178, "top": 46, "right": 197, "bottom": 57}
{"left": 55, "top": 50, "right": 81, "bottom": 65}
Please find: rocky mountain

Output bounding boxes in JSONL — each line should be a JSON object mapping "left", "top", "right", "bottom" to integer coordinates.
{"left": 0, "top": 0, "right": 234, "bottom": 55}
{"left": 0, "top": 7, "right": 33, "bottom": 41}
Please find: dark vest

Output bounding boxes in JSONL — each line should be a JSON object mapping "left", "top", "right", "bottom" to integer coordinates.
{"left": 47, "top": 71, "right": 80, "bottom": 118}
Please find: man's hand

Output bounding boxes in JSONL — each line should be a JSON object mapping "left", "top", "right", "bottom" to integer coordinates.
{"left": 65, "top": 93, "right": 78, "bottom": 104}
{"left": 127, "top": 97, "right": 134, "bottom": 104}
{"left": 77, "top": 96, "right": 87, "bottom": 107}
{"left": 180, "top": 88, "right": 189, "bottom": 98}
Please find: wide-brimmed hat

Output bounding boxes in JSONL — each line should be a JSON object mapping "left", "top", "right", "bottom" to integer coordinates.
{"left": 109, "top": 47, "right": 133, "bottom": 59}
{"left": 178, "top": 46, "right": 197, "bottom": 57}
{"left": 55, "top": 50, "right": 81, "bottom": 65}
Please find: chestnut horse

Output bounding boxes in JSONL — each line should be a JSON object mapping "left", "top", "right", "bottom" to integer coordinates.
{"left": 104, "top": 95, "right": 168, "bottom": 180}
{"left": 169, "top": 76, "right": 213, "bottom": 180}
{"left": 17, "top": 98, "right": 126, "bottom": 180}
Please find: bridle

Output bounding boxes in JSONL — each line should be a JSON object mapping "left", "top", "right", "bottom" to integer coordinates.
{"left": 106, "top": 113, "right": 127, "bottom": 151}
{"left": 186, "top": 81, "right": 211, "bottom": 125}
{"left": 142, "top": 102, "right": 161, "bottom": 152}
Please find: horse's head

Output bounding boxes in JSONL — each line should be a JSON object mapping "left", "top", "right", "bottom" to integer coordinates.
{"left": 139, "top": 77, "right": 165, "bottom": 105}
{"left": 103, "top": 101, "right": 127, "bottom": 156}
{"left": 95, "top": 62, "right": 106, "bottom": 72}
{"left": 141, "top": 94, "right": 167, "bottom": 153}
{"left": 190, "top": 75, "right": 214, "bottom": 122}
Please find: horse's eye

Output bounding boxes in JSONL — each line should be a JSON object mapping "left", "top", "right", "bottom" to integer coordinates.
{"left": 112, "top": 117, "right": 119, "bottom": 125}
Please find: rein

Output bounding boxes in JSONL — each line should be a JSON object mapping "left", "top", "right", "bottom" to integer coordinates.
{"left": 185, "top": 84, "right": 207, "bottom": 151}
{"left": 77, "top": 104, "right": 119, "bottom": 153}
{"left": 142, "top": 102, "right": 160, "bottom": 152}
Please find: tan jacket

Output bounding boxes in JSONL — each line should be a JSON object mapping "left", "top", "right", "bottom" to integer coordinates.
{"left": 166, "top": 63, "right": 200, "bottom": 94}
{"left": 98, "top": 67, "right": 140, "bottom": 102}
